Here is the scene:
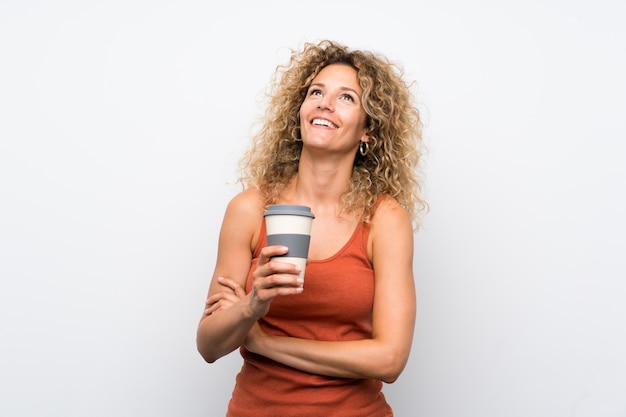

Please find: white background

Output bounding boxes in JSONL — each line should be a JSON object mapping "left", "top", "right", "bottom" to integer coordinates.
{"left": 1, "top": 1, "right": 625, "bottom": 416}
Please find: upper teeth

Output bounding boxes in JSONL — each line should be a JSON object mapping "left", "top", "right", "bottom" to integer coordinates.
{"left": 313, "top": 119, "right": 335, "bottom": 128}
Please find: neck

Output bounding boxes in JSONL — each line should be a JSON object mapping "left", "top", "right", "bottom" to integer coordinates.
{"left": 281, "top": 150, "right": 355, "bottom": 216}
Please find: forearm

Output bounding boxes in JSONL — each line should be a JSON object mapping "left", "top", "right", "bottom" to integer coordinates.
{"left": 196, "top": 299, "right": 257, "bottom": 363}
{"left": 247, "top": 332, "right": 410, "bottom": 383}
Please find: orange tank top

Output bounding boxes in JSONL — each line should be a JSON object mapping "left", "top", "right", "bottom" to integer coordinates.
{"left": 226, "top": 217, "right": 393, "bottom": 417}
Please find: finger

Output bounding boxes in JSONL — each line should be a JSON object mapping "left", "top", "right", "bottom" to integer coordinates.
{"left": 206, "top": 291, "right": 241, "bottom": 307}
{"left": 254, "top": 259, "right": 302, "bottom": 283}
{"left": 252, "top": 273, "right": 304, "bottom": 302}
{"left": 254, "top": 283, "right": 304, "bottom": 300}
{"left": 217, "top": 276, "right": 247, "bottom": 297}
{"left": 258, "top": 245, "right": 289, "bottom": 265}
{"left": 205, "top": 300, "right": 234, "bottom": 315}
{"left": 251, "top": 262, "right": 303, "bottom": 302}
{"left": 205, "top": 296, "right": 235, "bottom": 311}
{"left": 204, "top": 293, "right": 240, "bottom": 315}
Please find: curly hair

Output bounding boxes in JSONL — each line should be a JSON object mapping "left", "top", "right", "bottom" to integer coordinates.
{"left": 237, "top": 39, "right": 428, "bottom": 229}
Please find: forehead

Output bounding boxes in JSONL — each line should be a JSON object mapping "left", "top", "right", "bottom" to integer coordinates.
{"left": 312, "top": 64, "right": 361, "bottom": 92}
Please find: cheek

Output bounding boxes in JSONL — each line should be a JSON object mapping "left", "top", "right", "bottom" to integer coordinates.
{"left": 361, "top": 112, "right": 369, "bottom": 132}
{"left": 299, "top": 99, "right": 314, "bottom": 115}
{"left": 297, "top": 105, "right": 310, "bottom": 131}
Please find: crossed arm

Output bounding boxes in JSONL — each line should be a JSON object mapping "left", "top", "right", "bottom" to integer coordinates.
{"left": 197, "top": 195, "right": 416, "bottom": 383}
{"left": 196, "top": 189, "right": 306, "bottom": 362}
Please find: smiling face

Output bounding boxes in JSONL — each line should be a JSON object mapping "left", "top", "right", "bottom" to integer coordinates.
{"left": 299, "top": 64, "right": 369, "bottom": 155}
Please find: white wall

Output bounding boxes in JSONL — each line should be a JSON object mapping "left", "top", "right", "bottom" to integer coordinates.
{"left": 1, "top": 1, "right": 625, "bottom": 416}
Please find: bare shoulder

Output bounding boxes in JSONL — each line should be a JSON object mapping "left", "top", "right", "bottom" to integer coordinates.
{"left": 225, "top": 186, "right": 265, "bottom": 217}
{"left": 221, "top": 186, "right": 266, "bottom": 251}
{"left": 371, "top": 195, "right": 412, "bottom": 230}
{"left": 368, "top": 196, "right": 413, "bottom": 259}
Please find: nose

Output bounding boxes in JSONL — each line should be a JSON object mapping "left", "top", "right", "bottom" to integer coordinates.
{"left": 317, "top": 95, "right": 333, "bottom": 111}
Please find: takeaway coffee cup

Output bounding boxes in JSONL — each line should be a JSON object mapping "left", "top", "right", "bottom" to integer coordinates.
{"left": 264, "top": 204, "right": 315, "bottom": 282}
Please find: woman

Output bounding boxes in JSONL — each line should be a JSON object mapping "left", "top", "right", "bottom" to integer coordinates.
{"left": 197, "top": 39, "right": 427, "bottom": 416}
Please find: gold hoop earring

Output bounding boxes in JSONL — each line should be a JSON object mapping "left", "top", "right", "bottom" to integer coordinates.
{"left": 359, "top": 141, "right": 369, "bottom": 156}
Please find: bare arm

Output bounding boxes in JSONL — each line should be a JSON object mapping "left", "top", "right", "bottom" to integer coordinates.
{"left": 196, "top": 188, "right": 305, "bottom": 363}
{"left": 244, "top": 198, "right": 417, "bottom": 383}
{"left": 195, "top": 190, "right": 259, "bottom": 362}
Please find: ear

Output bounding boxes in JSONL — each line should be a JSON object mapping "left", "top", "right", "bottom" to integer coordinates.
{"left": 360, "top": 118, "right": 370, "bottom": 143}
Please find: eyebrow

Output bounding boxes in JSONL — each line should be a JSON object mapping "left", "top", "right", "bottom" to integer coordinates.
{"left": 309, "top": 82, "right": 360, "bottom": 96}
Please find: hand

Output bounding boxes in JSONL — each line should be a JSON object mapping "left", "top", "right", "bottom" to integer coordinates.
{"left": 247, "top": 245, "right": 304, "bottom": 319}
{"left": 204, "top": 276, "right": 246, "bottom": 316}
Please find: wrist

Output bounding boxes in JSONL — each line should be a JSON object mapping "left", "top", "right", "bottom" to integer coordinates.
{"left": 241, "top": 306, "right": 264, "bottom": 325}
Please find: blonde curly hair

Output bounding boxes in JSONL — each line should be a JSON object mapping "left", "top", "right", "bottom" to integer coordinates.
{"left": 238, "top": 39, "right": 427, "bottom": 229}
